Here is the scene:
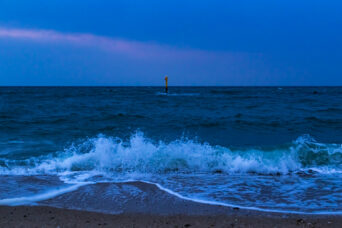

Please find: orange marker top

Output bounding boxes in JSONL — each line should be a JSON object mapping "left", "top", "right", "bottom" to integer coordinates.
{"left": 165, "top": 76, "right": 168, "bottom": 88}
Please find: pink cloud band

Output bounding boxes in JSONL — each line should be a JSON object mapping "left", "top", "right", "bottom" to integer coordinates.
{"left": 0, "top": 27, "right": 221, "bottom": 60}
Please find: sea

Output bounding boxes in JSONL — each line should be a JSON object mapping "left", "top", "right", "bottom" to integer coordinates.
{"left": 0, "top": 86, "right": 342, "bottom": 214}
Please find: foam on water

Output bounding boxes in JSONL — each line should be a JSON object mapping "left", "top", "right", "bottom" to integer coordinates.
{"left": 0, "top": 183, "right": 89, "bottom": 206}
{"left": 140, "top": 180, "right": 342, "bottom": 215}
{"left": 1, "top": 132, "right": 342, "bottom": 213}
{"left": 1, "top": 132, "right": 341, "bottom": 176}
{"left": 156, "top": 92, "right": 200, "bottom": 96}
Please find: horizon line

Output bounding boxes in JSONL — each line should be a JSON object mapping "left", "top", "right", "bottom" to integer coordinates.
{"left": 1, "top": 85, "right": 341, "bottom": 87}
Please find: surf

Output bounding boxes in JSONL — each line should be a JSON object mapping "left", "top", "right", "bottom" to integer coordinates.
{"left": 1, "top": 132, "right": 342, "bottom": 176}
{"left": 1, "top": 132, "right": 342, "bottom": 213}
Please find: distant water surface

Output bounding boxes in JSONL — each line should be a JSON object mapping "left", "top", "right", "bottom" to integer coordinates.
{"left": 0, "top": 86, "right": 342, "bottom": 213}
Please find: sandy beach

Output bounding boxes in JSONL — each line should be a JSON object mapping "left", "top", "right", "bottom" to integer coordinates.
{"left": 1, "top": 205, "right": 342, "bottom": 227}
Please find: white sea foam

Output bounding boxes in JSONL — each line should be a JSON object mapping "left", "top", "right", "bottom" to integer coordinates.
{"left": 0, "top": 132, "right": 341, "bottom": 177}
{"left": 156, "top": 92, "right": 200, "bottom": 96}
{"left": 0, "top": 183, "right": 89, "bottom": 206}
{"left": 129, "top": 180, "right": 342, "bottom": 215}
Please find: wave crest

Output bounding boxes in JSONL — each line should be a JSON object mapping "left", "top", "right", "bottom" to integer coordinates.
{"left": 1, "top": 133, "right": 342, "bottom": 176}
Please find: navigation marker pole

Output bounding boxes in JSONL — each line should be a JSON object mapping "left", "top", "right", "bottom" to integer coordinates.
{"left": 165, "top": 76, "right": 168, "bottom": 93}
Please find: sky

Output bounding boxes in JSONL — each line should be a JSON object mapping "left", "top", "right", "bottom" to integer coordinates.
{"left": 0, "top": 0, "right": 341, "bottom": 86}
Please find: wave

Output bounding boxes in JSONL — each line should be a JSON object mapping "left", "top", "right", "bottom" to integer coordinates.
{"left": 156, "top": 92, "right": 200, "bottom": 96}
{"left": 0, "top": 183, "right": 88, "bottom": 206}
{"left": 1, "top": 179, "right": 341, "bottom": 214}
{"left": 210, "top": 89, "right": 242, "bottom": 95}
{"left": 1, "top": 133, "right": 342, "bottom": 176}
{"left": 142, "top": 180, "right": 342, "bottom": 215}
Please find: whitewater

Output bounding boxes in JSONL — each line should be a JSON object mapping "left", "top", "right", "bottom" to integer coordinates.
{"left": 1, "top": 132, "right": 342, "bottom": 213}
{"left": 1, "top": 87, "right": 342, "bottom": 214}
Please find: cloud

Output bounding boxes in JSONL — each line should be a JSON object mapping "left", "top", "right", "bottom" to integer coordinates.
{"left": 0, "top": 27, "right": 275, "bottom": 86}
{"left": 0, "top": 27, "right": 239, "bottom": 61}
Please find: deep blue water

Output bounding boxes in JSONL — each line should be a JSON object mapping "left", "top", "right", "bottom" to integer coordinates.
{"left": 0, "top": 87, "right": 342, "bottom": 213}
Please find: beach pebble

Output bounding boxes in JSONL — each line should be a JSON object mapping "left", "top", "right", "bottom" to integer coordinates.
{"left": 296, "top": 218, "right": 305, "bottom": 225}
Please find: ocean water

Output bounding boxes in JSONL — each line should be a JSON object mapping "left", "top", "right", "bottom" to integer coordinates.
{"left": 0, "top": 86, "right": 342, "bottom": 214}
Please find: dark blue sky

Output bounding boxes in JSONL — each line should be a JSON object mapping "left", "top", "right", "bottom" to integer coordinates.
{"left": 0, "top": 0, "right": 341, "bottom": 85}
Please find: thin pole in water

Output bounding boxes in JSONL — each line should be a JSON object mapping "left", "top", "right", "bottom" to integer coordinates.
{"left": 165, "top": 76, "right": 168, "bottom": 93}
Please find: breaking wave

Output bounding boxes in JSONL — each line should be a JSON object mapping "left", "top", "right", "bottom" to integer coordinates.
{"left": 1, "top": 132, "right": 342, "bottom": 176}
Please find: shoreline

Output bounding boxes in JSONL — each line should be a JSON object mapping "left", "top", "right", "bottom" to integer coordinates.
{"left": 1, "top": 205, "right": 342, "bottom": 227}
{"left": 141, "top": 180, "right": 342, "bottom": 215}
{"left": 2, "top": 181, "right": 342, "bottom": 227}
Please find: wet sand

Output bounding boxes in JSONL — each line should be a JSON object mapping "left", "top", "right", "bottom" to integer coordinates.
{"left": 1, "top": 205, "right": 342, "bottom": 227}
{"left": 1, "top": 181, "right": 342, "bottom": 227}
